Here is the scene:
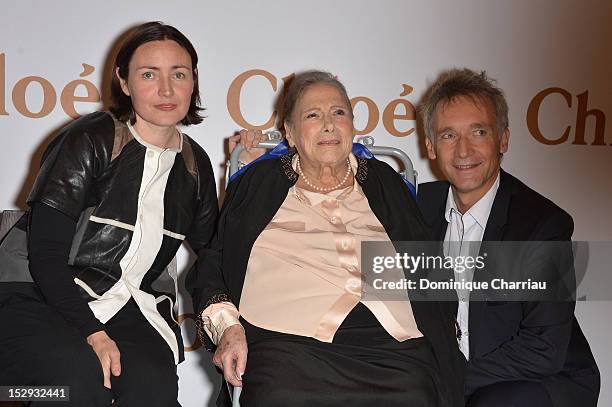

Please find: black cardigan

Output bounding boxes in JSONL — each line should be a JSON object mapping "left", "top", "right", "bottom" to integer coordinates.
{"left": 186, "top": 153, "right": 466, "bottom": 406}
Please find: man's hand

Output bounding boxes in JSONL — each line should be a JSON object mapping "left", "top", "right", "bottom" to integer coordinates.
{"left": 229, "top": 129, "right": 269, "bottom": 165}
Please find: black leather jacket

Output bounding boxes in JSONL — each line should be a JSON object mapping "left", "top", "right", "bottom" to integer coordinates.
{"left": 4, "top": 111, "right": 218, "bottom": 329}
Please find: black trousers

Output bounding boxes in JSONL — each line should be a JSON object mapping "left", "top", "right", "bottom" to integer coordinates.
{"left": 0, "top": 283, "right": 180, "bottom": 407}
{"left": 466, "top": 381, "right": 553, "bottom": 407}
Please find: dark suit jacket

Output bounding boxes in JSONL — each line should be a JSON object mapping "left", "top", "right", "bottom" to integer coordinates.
{"left": 418, "top": 169, "right": 600, "bottom": 407}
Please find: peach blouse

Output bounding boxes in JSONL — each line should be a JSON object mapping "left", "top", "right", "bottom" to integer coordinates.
{"left": 201, "top": 155, "right": 422, "bottom": 344}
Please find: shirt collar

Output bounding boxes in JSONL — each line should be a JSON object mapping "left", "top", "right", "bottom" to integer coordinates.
{"left": 127, "top": 122, "right": 183, "bottom": 153}
{"left": 444, "top": 171, "right": 500, "bottom": 228}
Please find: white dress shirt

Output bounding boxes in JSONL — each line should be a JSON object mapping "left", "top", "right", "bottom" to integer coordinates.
{"left": 444, "top": 173, "right": 500, "bottom": 359}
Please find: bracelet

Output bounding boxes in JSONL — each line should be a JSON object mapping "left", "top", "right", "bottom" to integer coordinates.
{"left": 195, "top": 316, "right": 215, "bottom": 352}
{"left": 198, "top": 293, "right": 234, "bottom": 352}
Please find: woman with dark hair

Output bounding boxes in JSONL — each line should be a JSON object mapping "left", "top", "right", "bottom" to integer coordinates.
{"left": 187, "top": 70, "right": 465, "bottom": 406}
{"left": 0, "top": 22, "right": 218, "bottom": 406}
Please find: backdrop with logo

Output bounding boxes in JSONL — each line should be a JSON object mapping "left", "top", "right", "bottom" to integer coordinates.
{"left": 1, "top": 1, "right": 610, "bottom": 405}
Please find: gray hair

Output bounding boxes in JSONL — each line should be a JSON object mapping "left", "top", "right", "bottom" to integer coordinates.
{"left": 420, "top": 68, "right": 509, "bottom": 142}
{"left": 282, "top": 70, "right": 353, "bottom": 126}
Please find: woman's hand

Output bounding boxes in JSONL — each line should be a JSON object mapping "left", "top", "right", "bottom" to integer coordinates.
{"left": 229, "top": 129, "right": 268, "bottom": 165}
{"left": 87, "top": 330, "right": 121, "bottom": 389}
{"left": 213, "top": 324, "right": 248, "bottom": 387}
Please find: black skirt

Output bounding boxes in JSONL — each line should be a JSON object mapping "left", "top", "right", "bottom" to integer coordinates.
{"left": 239, "top": 303, "right": 446, "bottom": 407}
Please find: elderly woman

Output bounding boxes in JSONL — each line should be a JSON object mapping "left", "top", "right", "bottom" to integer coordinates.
{"left": 0, "top": 22, "right": 218, "bottom": 406}
{"left": 187, "top": 71, "right": 464, "bottom": 406}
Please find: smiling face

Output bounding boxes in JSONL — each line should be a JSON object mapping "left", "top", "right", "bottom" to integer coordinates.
{"left": 284, "top": 84, "right": 354, "bottom": 170}
{"left": 426, "top": 95, "right": 509, "bottom": 210}
{"left": 117, "top": 40, "right": 194, "bottom": 134}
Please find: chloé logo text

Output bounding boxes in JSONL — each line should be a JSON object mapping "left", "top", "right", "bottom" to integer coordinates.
{"left": 0, "top": 55, "right": 608, "bottom": 146}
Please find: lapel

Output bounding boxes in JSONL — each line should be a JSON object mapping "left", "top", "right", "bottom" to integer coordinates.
{"left": 469, "top": 169, "right": 513, "bottom": 356}
{"left": 481, "top": 169, "right": 512, "bottom": 242}
{"left": 431, "top": 202, "right": 449, "bottom": 242}
{"left": 418, "top": 181, "right": 450, "bottom": 241}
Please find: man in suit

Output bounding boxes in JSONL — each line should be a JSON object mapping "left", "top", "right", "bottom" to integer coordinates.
{"left": 417, "top": 68, "right": 600, "bottom": 406}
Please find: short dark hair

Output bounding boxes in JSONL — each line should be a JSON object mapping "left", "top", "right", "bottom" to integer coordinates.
{"left": 420, "top": 68, "right": 508, "bottom": 142}
{"left": 110, "top": 21, "right": 204, "bottom": 125}
{"left": 282, "top": 70, "right": 353, "bottom": 126}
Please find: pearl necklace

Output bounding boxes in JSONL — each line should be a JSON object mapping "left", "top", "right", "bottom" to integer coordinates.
{"left": 295, "top": 155, "right": 352, "bottom": 192}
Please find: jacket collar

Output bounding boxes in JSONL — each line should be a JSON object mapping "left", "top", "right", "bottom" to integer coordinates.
{"left": 481, "top": 168, "right": 512, "bottom": 241}
{"left": 425, "top": 169, "right": 512, "bottom": 242}
{"left": 427, "top": 186, "right": 450, "bottom": 241}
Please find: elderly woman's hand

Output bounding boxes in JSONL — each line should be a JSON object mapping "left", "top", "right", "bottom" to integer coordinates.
{"left": 213, "top": 324, "right": 248, "bottom": 387}
{"left": 229, "top": 129, "right": 268, "bottom": 165}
